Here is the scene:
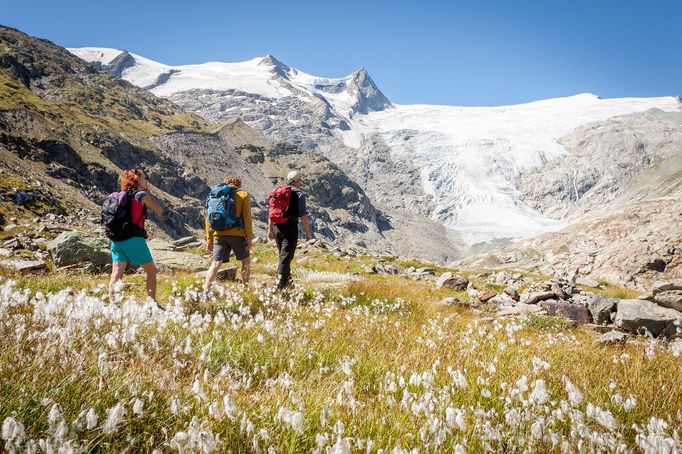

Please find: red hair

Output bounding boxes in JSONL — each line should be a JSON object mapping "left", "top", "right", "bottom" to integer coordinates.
{"left": 120, "top": 169, "right": 141, "bottom": 191}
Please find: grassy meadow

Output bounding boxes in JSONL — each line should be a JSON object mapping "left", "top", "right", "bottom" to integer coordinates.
{"left": 1, "top": 243, "right": 681, "bottom": 453}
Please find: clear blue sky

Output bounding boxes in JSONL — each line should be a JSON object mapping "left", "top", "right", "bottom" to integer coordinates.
{"left": 3, "top": 0, "right": 681, "bottom": 106}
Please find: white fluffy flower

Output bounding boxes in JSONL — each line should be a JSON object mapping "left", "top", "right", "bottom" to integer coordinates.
{"left": 223, "top": 395, "right": 240, "bottom": 421}
{"left": 565, "top": 379, "right": 583, "bottom": 406}
{"left": 529, "top": 379, "right": 549, "bottom": 405}
{"left": 445, "top": 407, "right": 466, "bottom": 431}
{"left": 103, "top": 402, "right": 125, "bottom": 435}
{"left": 2, "top": 417, "right": 24, "bottom": 442}
{"left": 275, "top": 406, "right": 304, "bottom": 433}
{"left": 328, "top": 435, "right": 352, "bottom": 454}
{"left": 635, "top": 417, "right": 680, "bottom": 453}
{"left": 132, "top": 398, "right": 144, "bottom": 416}
{"left": 86, "top": 408, "right": 98, "bottom": 430}
{"left": 586, "top": 403, "right": 618, "bottom": 431}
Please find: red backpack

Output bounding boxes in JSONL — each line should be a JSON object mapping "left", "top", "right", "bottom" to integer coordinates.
{"left": 268, "top": 186, "right": 293, "bottom": 224}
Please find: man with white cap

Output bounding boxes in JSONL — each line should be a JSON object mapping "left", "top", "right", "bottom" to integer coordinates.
{"left": 268, "top": 170, "right": 312, "bottom": 289}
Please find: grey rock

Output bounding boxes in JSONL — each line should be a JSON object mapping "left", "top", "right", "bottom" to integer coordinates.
{"left": 151, "top": 249, "right": 208, "bottom": 272}
{"left": 3, "top": 238, "right": 22, "bottom": 250}
{"left": 48, "top": 231, "right": 111, "bottom": 267}
{"left": 504, "top": 286, "right": 520, "bottom": 301}
{"left": 551, "top": 282, "right": 568, "bottom": 300}
{"left": 576, "top": 277, "right": 601, "bottom": 288}
{"left": 496, "top": 303, "right": 545, "bottom": 317}
{"left": 196, "top": 267, "right": 237, "bottom": 281}
{"left": 437, "top": 273, "right": 468, "bottom": 290}
{"left": 489, "top": 293, "right": 515, "bottom": 305}
{"left": 382, "top": 264, "right": 399, "bottom": 275}
{"left": 436, "top": 272, "right": 453, "bottom": 288}
{"left": 176, "top": 241, "right": 203, "bottom": 250}
{"left": 440, "top": 297, "right": 473, "bottom": 307}
{"left": 614, "top": 299, "right": 682, "bottom": 338}
{"left": 652, "top": 280, "right": 682, "bottom": 293}
{"left": 0, "top": 259, "right": 47, "bottom": 272}
{"left": 0, "top": 248, "right": 12, "bottom": 258}
{"left": 594, "top": 330, "right": 628, "bottom": 345}
{"left": 653, "top": 290, "right": 682, "bottom": 312}
{"left": 146, "top": 239, "right": 176, "bottom": 252}
{"left": 172, "top": 236, "right": 197, "bottom": 247}
{"left": 588, "top": 294, "right": 617, "bottom": 325}
{"left": 521, "top": 291, "right": 556, "bottom": 305}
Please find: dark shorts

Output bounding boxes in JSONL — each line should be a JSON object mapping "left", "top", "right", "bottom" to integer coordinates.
{"left": 213, "top": 235, "right": 249, "bottom": 262}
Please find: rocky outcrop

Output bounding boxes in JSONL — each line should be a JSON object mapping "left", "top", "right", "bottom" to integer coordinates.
{"left": 614, "top": 299, "right": 682, "bottom": 338}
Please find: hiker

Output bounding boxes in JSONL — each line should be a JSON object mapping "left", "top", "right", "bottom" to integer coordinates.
{"left": 203, "top": 176, "right": 253, "bottom": 294}
{"left": 268, "top": 170, "right": 312, "bottom": 289}
{"left": 106, "top": 169, "right": 163, "bottom": 303}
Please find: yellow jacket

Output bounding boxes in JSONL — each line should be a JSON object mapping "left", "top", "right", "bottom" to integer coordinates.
{"left": 205, "top": 188, "right": 253, "bottom": 242}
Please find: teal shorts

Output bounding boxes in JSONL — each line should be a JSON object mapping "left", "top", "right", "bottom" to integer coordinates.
{"left": 110, "top": 236, "right": 154, "bottom": 266}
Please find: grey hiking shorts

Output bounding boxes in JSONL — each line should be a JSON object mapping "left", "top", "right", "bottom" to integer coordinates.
{"left": 213, "top": 235, "right": 249, "bottom": 262}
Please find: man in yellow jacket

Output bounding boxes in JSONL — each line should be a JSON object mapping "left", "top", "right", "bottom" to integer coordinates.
{"left": 203, "top": 175, "right": 253, "bottom": 293}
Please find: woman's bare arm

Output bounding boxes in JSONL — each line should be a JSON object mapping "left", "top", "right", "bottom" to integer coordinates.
{"left": 142, "top": 194, "right": 163, "bottom": 215}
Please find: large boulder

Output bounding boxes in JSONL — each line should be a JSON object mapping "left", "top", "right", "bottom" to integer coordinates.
{"left": 614, "top": 299, "right": 682, "bottom": 338}
{"left": 48, "top": 231, "right": 111, "bottom": 267}
{"left": 151, "top": 248, "right": 208, "bottom": 272}
{"left": 539, "top": 300, "right": 591, "bottom": 324}
{"left": 147, "top": 238, "right": 177, "bottom": 251}
{"left": 435, "top": 272, "right": 468, "bottom": 290}
{"left": 651, "top": 281, "right": 682, "bottom": 293}
{"left": 588, "top": 294, "right": 617, "bottom": 325}
{"left": 652, "top": 290, "right": 682, "bottom": 312}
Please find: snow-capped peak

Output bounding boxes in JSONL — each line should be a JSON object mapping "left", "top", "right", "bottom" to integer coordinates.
{"left": 68, "top": 47, "right": 391, "bottom": 115}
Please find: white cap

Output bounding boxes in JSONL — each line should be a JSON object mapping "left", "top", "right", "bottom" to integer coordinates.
{"left": 287, "top": 170, "right": 301, "bottom": 182}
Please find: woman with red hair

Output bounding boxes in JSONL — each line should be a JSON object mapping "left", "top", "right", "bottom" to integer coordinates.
{"left": 108, "top": 169, "right": 163, "bottom": 303}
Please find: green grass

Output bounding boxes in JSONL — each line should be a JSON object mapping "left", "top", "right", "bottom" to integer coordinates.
{"left": 0, "top": 71, "right": 211, "bottom": 137}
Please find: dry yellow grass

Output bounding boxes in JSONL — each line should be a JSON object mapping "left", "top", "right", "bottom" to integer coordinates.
{"left": 1, "top": 248, "right": 681, "bottom": 452}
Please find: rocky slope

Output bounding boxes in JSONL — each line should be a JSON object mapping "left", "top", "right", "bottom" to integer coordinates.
{"left": 452, "top": 192, "right": 682, "bottom": 290}
{"left": 516, "top": 108, "right": 682, "bottom": 220}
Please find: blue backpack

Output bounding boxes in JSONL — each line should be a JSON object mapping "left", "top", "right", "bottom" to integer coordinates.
{"left": 206, "top": 184, "right": 242, "bottom": 231}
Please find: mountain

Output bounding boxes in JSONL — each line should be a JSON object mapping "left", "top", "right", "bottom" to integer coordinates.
{"left": 70, "top": 48, "right": 681, "bottom": 252}
{"left": 0, "top": 26, "right": 412, "bottom": 255}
